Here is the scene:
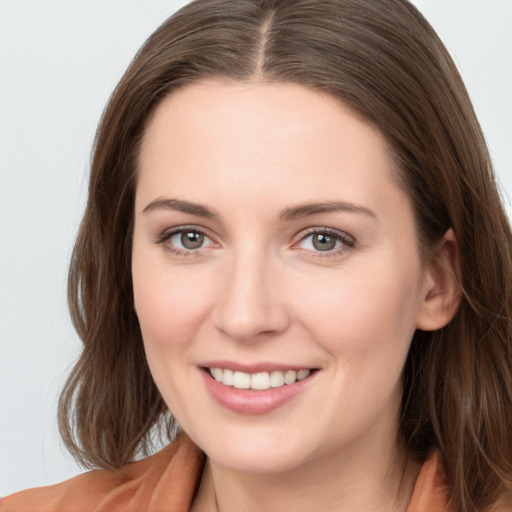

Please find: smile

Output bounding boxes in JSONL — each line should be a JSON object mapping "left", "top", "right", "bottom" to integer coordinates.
{"left": 208, "top": 368, "right": 311, "bottom": 390}
{"left": 201, "top": 365, "right": 318, "bottom": 414}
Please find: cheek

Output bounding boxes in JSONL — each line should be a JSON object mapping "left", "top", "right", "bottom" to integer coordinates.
{"left": 131, "top": 261, "right": 216, "bottom": 414}
{"left": 287, "top": 258, "right": 423, "bottom": 437}
{"left": 293, "top": 255, "right": 423, "bottom": 360}
{"left": 131, "top": 226, "right": 217, "bottom": 347}
{"left": 133, "top": 267, "right": 212, "bottom": 350}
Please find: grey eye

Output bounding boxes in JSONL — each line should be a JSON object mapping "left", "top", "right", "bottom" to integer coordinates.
{"left": 295, "top": 229, "right": 353, "bottom": 254}
{"left": 312, "top": 233, "right": 337, "bottom": 251}
{"left": 181, "top": 231, "right": 204, "bottom": 249}
{"left": 169, "top": 230, "right": 206, "bottom": 250}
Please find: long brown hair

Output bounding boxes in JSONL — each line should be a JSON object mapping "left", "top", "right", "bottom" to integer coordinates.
{"left": 59, "top": 1, "right": 512, "bottom": 510}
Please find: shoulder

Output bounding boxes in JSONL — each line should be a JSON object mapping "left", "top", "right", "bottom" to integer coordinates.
{"left": 407, "top": 451, "right": 454, "bottom": 512}
{"left": 0, "top": 433, "right": 204, "bottom": 512}
{"left": 407, "top": 452, "right": 512, "bottom": 512}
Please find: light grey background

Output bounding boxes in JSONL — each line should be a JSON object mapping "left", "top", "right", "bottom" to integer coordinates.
{"left": 1, "top": 0, "right": 511, "bottom": 496}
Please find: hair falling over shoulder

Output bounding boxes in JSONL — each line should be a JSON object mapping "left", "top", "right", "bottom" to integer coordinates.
{"left": 58, "top": 1, "right": 512, "bottom": 510}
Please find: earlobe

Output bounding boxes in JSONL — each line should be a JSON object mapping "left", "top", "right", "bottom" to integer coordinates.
{"left": 416, "top": 228, "right": 461, "bottom": 331}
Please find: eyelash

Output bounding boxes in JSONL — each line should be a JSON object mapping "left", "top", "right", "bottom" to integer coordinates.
{"left": 292, "top": 227, "right": 356, "bottom": 258}
{"left": 155, "top": 226, "right": 356, "bottom": 258}
{"left": 155, "top": 225, "right": 217, "bottom": 257}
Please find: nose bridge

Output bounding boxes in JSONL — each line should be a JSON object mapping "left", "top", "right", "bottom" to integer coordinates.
{"left": 214, "top": 243, "right": 289, "bottom": 341}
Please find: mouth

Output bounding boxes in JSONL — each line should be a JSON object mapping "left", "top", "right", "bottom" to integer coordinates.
{"left": 200, "top": 364, "right": 319, "bottom": 414}
{"left": 204, "top": 367, "right": 317, "bottom": 391}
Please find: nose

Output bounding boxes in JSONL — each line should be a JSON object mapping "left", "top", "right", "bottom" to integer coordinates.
{"left": 213, "top": 250, "right": 291, "bottom": 342}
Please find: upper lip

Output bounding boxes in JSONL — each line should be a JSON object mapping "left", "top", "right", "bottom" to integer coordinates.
{"left": 199, "top": 360, "right": 317, "bottom": 373}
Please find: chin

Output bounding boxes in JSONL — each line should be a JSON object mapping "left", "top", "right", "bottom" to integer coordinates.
{"left": 211, "top": 446, "right": 308, "bottom": 475}
{"left": 190, "top": 425, "right": 312, "bottom": 474}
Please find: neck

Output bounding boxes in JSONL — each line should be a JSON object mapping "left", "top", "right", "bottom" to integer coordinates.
{"left": 194, "top": 439, "right": 419, "bottom": 512}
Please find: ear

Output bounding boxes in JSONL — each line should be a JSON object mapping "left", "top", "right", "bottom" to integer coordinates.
{"left": 416, "top": 228, "right": 461, "bottom": 331}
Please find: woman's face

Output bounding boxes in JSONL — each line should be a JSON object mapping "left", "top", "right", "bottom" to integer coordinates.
{"left": 132, "top": 80, "right": 434, "bottom": 474}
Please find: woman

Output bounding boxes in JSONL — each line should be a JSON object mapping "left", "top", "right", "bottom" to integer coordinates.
{"left": 2, "top": 0, "right": 511, "bottom": 511}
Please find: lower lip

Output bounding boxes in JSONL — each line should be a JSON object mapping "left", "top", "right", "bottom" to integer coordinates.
{"left": 200, "top": 369, "right": 316, "bottom": 415}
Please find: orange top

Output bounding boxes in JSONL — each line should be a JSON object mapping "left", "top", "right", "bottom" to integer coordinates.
{"left": 1, "top": 435, "right": 454, "bottom": 512}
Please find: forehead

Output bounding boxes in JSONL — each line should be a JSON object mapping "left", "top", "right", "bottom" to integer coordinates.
{"left": 140, "top": 79, "right": 388, "bottom": 161}
{"left": 136, "top": 79, "right": 404, "bottom": 218}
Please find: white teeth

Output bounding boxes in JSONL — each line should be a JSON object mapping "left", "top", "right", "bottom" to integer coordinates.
{"left": 270, "top": 371, "right": 285, "bottom": 388}
{"left": 251, "top": 372, "right": 270, "bottom": 390}
{"left": 233, "top": 371, "right": 251, "bottom": 389}
{"left": 222, "top": 369, "right": 234, "bottom": 386}
{"left": 284, "top": 370, "right": 297, "bottom": 385}
{"left": 297, "top": 369, "right": 310, "bottom": 381}
{"left": 209, "top": 368, "right": 311, "bottom": 390}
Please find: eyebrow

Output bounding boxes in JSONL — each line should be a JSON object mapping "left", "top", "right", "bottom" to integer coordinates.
{"left": 142, "top": 198, "right": 219, "bottom": 218}
{"left": 278, "top": 201, "right": 377, "bottom": 221}
{"left": 142, "top": 198, "right": 376, "bottom": 221}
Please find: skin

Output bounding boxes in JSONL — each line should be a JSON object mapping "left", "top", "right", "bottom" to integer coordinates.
{"left": 132, "top": 80, "right": 459, "bottom": 512}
